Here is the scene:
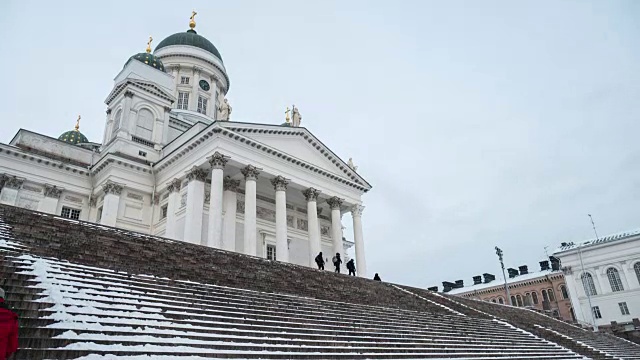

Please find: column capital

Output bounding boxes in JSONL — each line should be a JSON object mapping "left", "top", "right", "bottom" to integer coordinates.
{"left": 326, "top": 196, "right": 344, "bottom": 210}
{"left": 208, "top": 151, "right": 230, "bottom": 170}
{"left": 166, "top": 179, "right": 182, "bottom": 193}
{"left": 193, "top": 66, "right": 202, "bottom": 74}
{"left": 351, "top": 204, "right": 365, "bottom": 217}
{"left": 186, "top": 167, "right": 207, "bottom": 183}
{"left": 103, "top": 182, "right": 123, "bottom": 195}
{"left": 106, "top": 108, "right": 112, "bottom": 115}
{"left": 124, "top": 90, "right": 134, "bottom": 98}
{"left": 302, "top": 187, "right": 321, "bottom": 202}
{"left": 271, "top": 176, "right": 289, "bottom": 192}
{"left": 89, "top": 196, "right": 97, "bottom": 207}
{"left": 164, "top": 106, "right": 172, "bottom": 113}
{"left": 2, "top": 176, "right": 24, "bottom": 190}
{"left": 223, "top": 176, "right": 240, "bottom": 192}
{"left": 43, "top": 184, "right": 63, "bottom": 198}
{"left": 241, "top": 165, "right": 261, "bottom": 181}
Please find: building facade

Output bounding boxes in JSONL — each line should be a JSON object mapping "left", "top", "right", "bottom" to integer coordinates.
{"left": 554, "top": 229, "right": 640, "bottom": 329}
{"left": 0, "top": 14, "right": 372, "bottom": 275}
{"left": 445, "top": 260, "right": 574, "bottom": 322}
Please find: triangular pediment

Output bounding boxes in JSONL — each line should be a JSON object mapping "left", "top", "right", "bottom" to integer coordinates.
{"left": 219, "top": 123, "right": 370, "bottom": 189}
{"left": 105, "top": 79, "right": 175, "bottom": 105}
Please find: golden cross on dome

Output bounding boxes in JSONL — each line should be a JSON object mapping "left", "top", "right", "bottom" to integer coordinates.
{"left": 285, "top": 107, "right": 291, "bottom": 123}
{"left": 189, "top": 10, "right": 197, "bottom": 29}
{"left": 75, "top": 115, "right": 81, "bottom": 131}
{"left": 146, "top": 36, "right": 153, "bottom": 53}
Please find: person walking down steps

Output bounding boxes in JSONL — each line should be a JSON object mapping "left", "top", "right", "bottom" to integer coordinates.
{"left": 315, "top": 252, "right": 325, "bottom": 270}
{"left": 0, "top": 288, "right": 19, "bottom": 360}
{"left": 346, "top": 259, "right": 356, "bottom": 276}
{"left": 332, "top": 253, "right": 343, "bottom": 273}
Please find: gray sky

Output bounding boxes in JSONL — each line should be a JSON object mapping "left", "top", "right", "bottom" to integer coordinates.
{"left": 1, "top": 0, "right": 639, "bottom": 288}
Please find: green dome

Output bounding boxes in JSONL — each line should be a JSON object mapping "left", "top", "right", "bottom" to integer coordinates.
{"left": 58, "top": 130, "right": 88, "bottom": 145}
{"left": 155, "top": 29, "right": 223, "bottom": 62}
{"left": 280, "top": 122, "right": 291, "bottom": 127}
{"left": 129, "top": 52, "right": 165, "bottom": 71}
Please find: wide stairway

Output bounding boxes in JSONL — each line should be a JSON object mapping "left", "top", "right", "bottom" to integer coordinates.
{"left": 0, "top": 205, "right": 596, "bottom": 358}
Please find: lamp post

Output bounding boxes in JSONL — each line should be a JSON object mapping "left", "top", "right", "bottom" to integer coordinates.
{"left": 495, "top": 246, "right": 512, "bottom": 305}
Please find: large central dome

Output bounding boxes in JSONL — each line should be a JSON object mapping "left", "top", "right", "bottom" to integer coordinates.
{"left": 155, "top": 29, "right": 223, "bottom": 62}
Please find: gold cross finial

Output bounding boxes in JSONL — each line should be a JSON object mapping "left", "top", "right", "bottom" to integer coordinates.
{"left": 75, "top": 115, "right": 81, "bottom": 131}
{"left": 146, "top": 36, "right": 153, "bottom": 53}
{"left": 285, "top": 107, "right": 291, "bottom": 123}
{"left": 189, "top": 10, "right": 197, "bottom": 29}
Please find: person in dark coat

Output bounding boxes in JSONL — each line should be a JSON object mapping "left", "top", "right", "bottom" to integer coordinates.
{"left": 346, "top": 259, "right": 356, "bottom": 276}
{"left": 333, "top": 253, "right": 343, "bottom": 273}
{"left": 315, "top": 252, "right": 325, "bottom": 270}
{"left": 373, "top": 273, "right": 381, "bottom": 281}
{"left": 0, "top": 288, "right": 18, "bottom": 360}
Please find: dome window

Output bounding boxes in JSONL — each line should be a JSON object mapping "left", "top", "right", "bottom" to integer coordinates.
{"left": 180, "top": 76, "right": 190, "bottom": 85}
{"left": 177, "top": 92, "right": 189, "bottom": 110}
{"left": 197, "top": 96, "right": 208, "bottom": 115}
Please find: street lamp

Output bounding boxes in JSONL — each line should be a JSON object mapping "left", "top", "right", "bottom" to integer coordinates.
{"left": 495, "top": 246, "right": 512, "bottom": 305}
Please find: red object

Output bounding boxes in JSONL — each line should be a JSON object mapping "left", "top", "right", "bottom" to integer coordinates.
{"left": 0, "top": 299, "right": 18, "bottom": 360}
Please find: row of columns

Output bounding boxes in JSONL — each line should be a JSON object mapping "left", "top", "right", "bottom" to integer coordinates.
{"left": 161, "top": 151, "right": 367, "bottom": 276}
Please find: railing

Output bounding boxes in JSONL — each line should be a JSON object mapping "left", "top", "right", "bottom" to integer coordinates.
{"left": 131, "top": 135, "right": 155, "bottom": 148}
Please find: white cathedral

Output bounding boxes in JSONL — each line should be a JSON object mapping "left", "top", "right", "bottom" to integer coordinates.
{"left": 0, "top": 14, "right": 371, "bottom": 276}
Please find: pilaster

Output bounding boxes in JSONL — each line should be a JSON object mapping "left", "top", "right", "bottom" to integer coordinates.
{"left": 184, "top": 167, "right": 207, "bottom": 245}
{"left": 101, "top": 182, "right": 123, "bottom": 227}
{"left": 271, "top": 176, "right": 289, "bottom": 262}
{"left": 38, "top": 184, "right": 63, "bottom": 214}
{"left": 164, "top": 178, "right": 181, "bottom": 239}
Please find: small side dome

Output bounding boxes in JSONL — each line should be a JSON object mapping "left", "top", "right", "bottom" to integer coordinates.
{"left": 58, "top": 130, "right": 89, "bottom": 145}
{"left": 58, "top": 115, "right": 89, "bottom": 145}
{"left": 129, "top": 52, "right": 165, "bottom": 71}
{"left": 280, "top": 122, "right": 291, "bottom": 127}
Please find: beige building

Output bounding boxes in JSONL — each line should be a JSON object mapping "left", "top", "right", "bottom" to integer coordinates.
{"left": 444, "top": 258, "right": 575, "bottom": 322}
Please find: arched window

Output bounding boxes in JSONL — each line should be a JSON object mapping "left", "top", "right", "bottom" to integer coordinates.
{"left": 634, "top": 262, "right": 640, "bottom": 286}
{"left": 581, "top": 273, "right": 597, "bottom": 296}
{"left": 542, "top": 289, "right": 549, "bottom": 302}
{"left": 607, "top": 268, "right": 624, "bottom": 292}
{"left": 525, "top": 293, "right": 532, "bottom": 306}
{"left": 560, "top": 285, "right": 569, "bottom": 299}
{"left": 498, "top": 297, "right": 504, "bottom": 304}
{"left": 491, "top": 299, "right": 496, "bottom": 303}
{"left": 531, "top": 291, "right": 539, "bottom": 305}
{"left": 548, "top": 289, "right": 556, "bottom": 302}
{"left": 516, "top": 295, "right": 523, "bottom": 307}
{"left": 136, "top": 109, "right": 154, "bottom": 141}
{"left": 510, "top": 296, "right": 516, "bottom": 306}
{"left": 112, "top": 110, "right": 122, "bottom": 137}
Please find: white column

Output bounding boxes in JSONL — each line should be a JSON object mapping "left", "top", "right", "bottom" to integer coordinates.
{"left": 327, "top": 197, "right": 344, "bottom": 260}
{"left": 189, "top": 67, "right": 201, "bottom": 112}
{"left": 271, "top": 176, "right": 290, "bottom": 263}
{"left": 0, "top": 176, "right": 23, "bottom": 206}
{"left": 100, "top": 182, "right": 123, "bottom": 227}
{"left": 303, "top": 188, "right": 321, "bottom": 267}
{"left": 222, "top": 177, "right": 240, "bottom": 251}
{"left": 164, "top": 179, "right": 181, "bottom": 239}
{"left": 38, "top": 185, "right": 63, "bottom": 214}
{"left": 352, "top": 205, "right": 367, "bottom": 277}
{"left": 241, "top": 165, "right": 261, "bottom": 256}
{"left": 183, "top": 167, "right": 207, "bottom": 245}
{"left": 207, "top": 152, "right": 229, "bottom": 248}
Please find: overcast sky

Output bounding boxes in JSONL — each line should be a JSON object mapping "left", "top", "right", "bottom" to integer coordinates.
{"left": 1, "top": 0, "right": 639, "bottom": 288}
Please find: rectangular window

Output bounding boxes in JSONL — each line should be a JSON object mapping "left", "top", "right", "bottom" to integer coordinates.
{"left": 619, "top": 302, "right": 630, "bottom": 315}
{"left": 180, "top": 76, "right": 190, "bottom": 85}
{"left": 266, "top": 244, "right": 276, "bottom": 261}
{"left": 197, "top": 96, "right": 208, "bottom": 114}
{"left": 177, "top": 92, "right": 189, "bottom": 110}
{"left": 61, "top": 206, "right": 81, "bottom": 220}
{"left": 592, "top": 306, "right": 602, "bottom": 319}
{"left": 161, "top": 205, "right": 168, "bottom": 220}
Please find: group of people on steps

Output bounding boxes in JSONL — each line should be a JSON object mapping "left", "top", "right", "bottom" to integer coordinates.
{"left": 314, "top": 252, "right": 381, "bottom": 281}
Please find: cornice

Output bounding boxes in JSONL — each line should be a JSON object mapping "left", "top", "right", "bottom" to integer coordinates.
{"left": 0, "top": 145, "right": 90, "bottom": 177}
{"left": 91, "top": 153, "right": 152, "bottom": 177}
{"left": 456, "top": 274, "right": 566, "bottom": 297}
{"left": 105, "top": 79, "right": 175, "bottom": 106}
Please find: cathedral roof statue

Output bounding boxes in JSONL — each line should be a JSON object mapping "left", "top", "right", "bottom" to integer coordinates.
{"left": 58, "top": 115, "right": 89, "bottom": 145}
{"left": 155, "top": 11, "right": 223, "bottom": 62}
{"left": 127, "top": 36, "right": 165, "bottom": 72}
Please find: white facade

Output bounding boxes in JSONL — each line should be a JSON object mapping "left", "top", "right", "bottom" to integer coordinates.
{"left": 0, "top": 20, "right": 371, "bottom": 276}
{"left": 554, "top": 229, "right": 640, "bottom": 328}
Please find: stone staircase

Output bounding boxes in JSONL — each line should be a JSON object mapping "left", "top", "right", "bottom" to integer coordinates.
{"left": 0, "top": 205, "right": 600, "bottom": 358}
{"left": 400, "top": 285, "right": 640, "bottom": 360}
